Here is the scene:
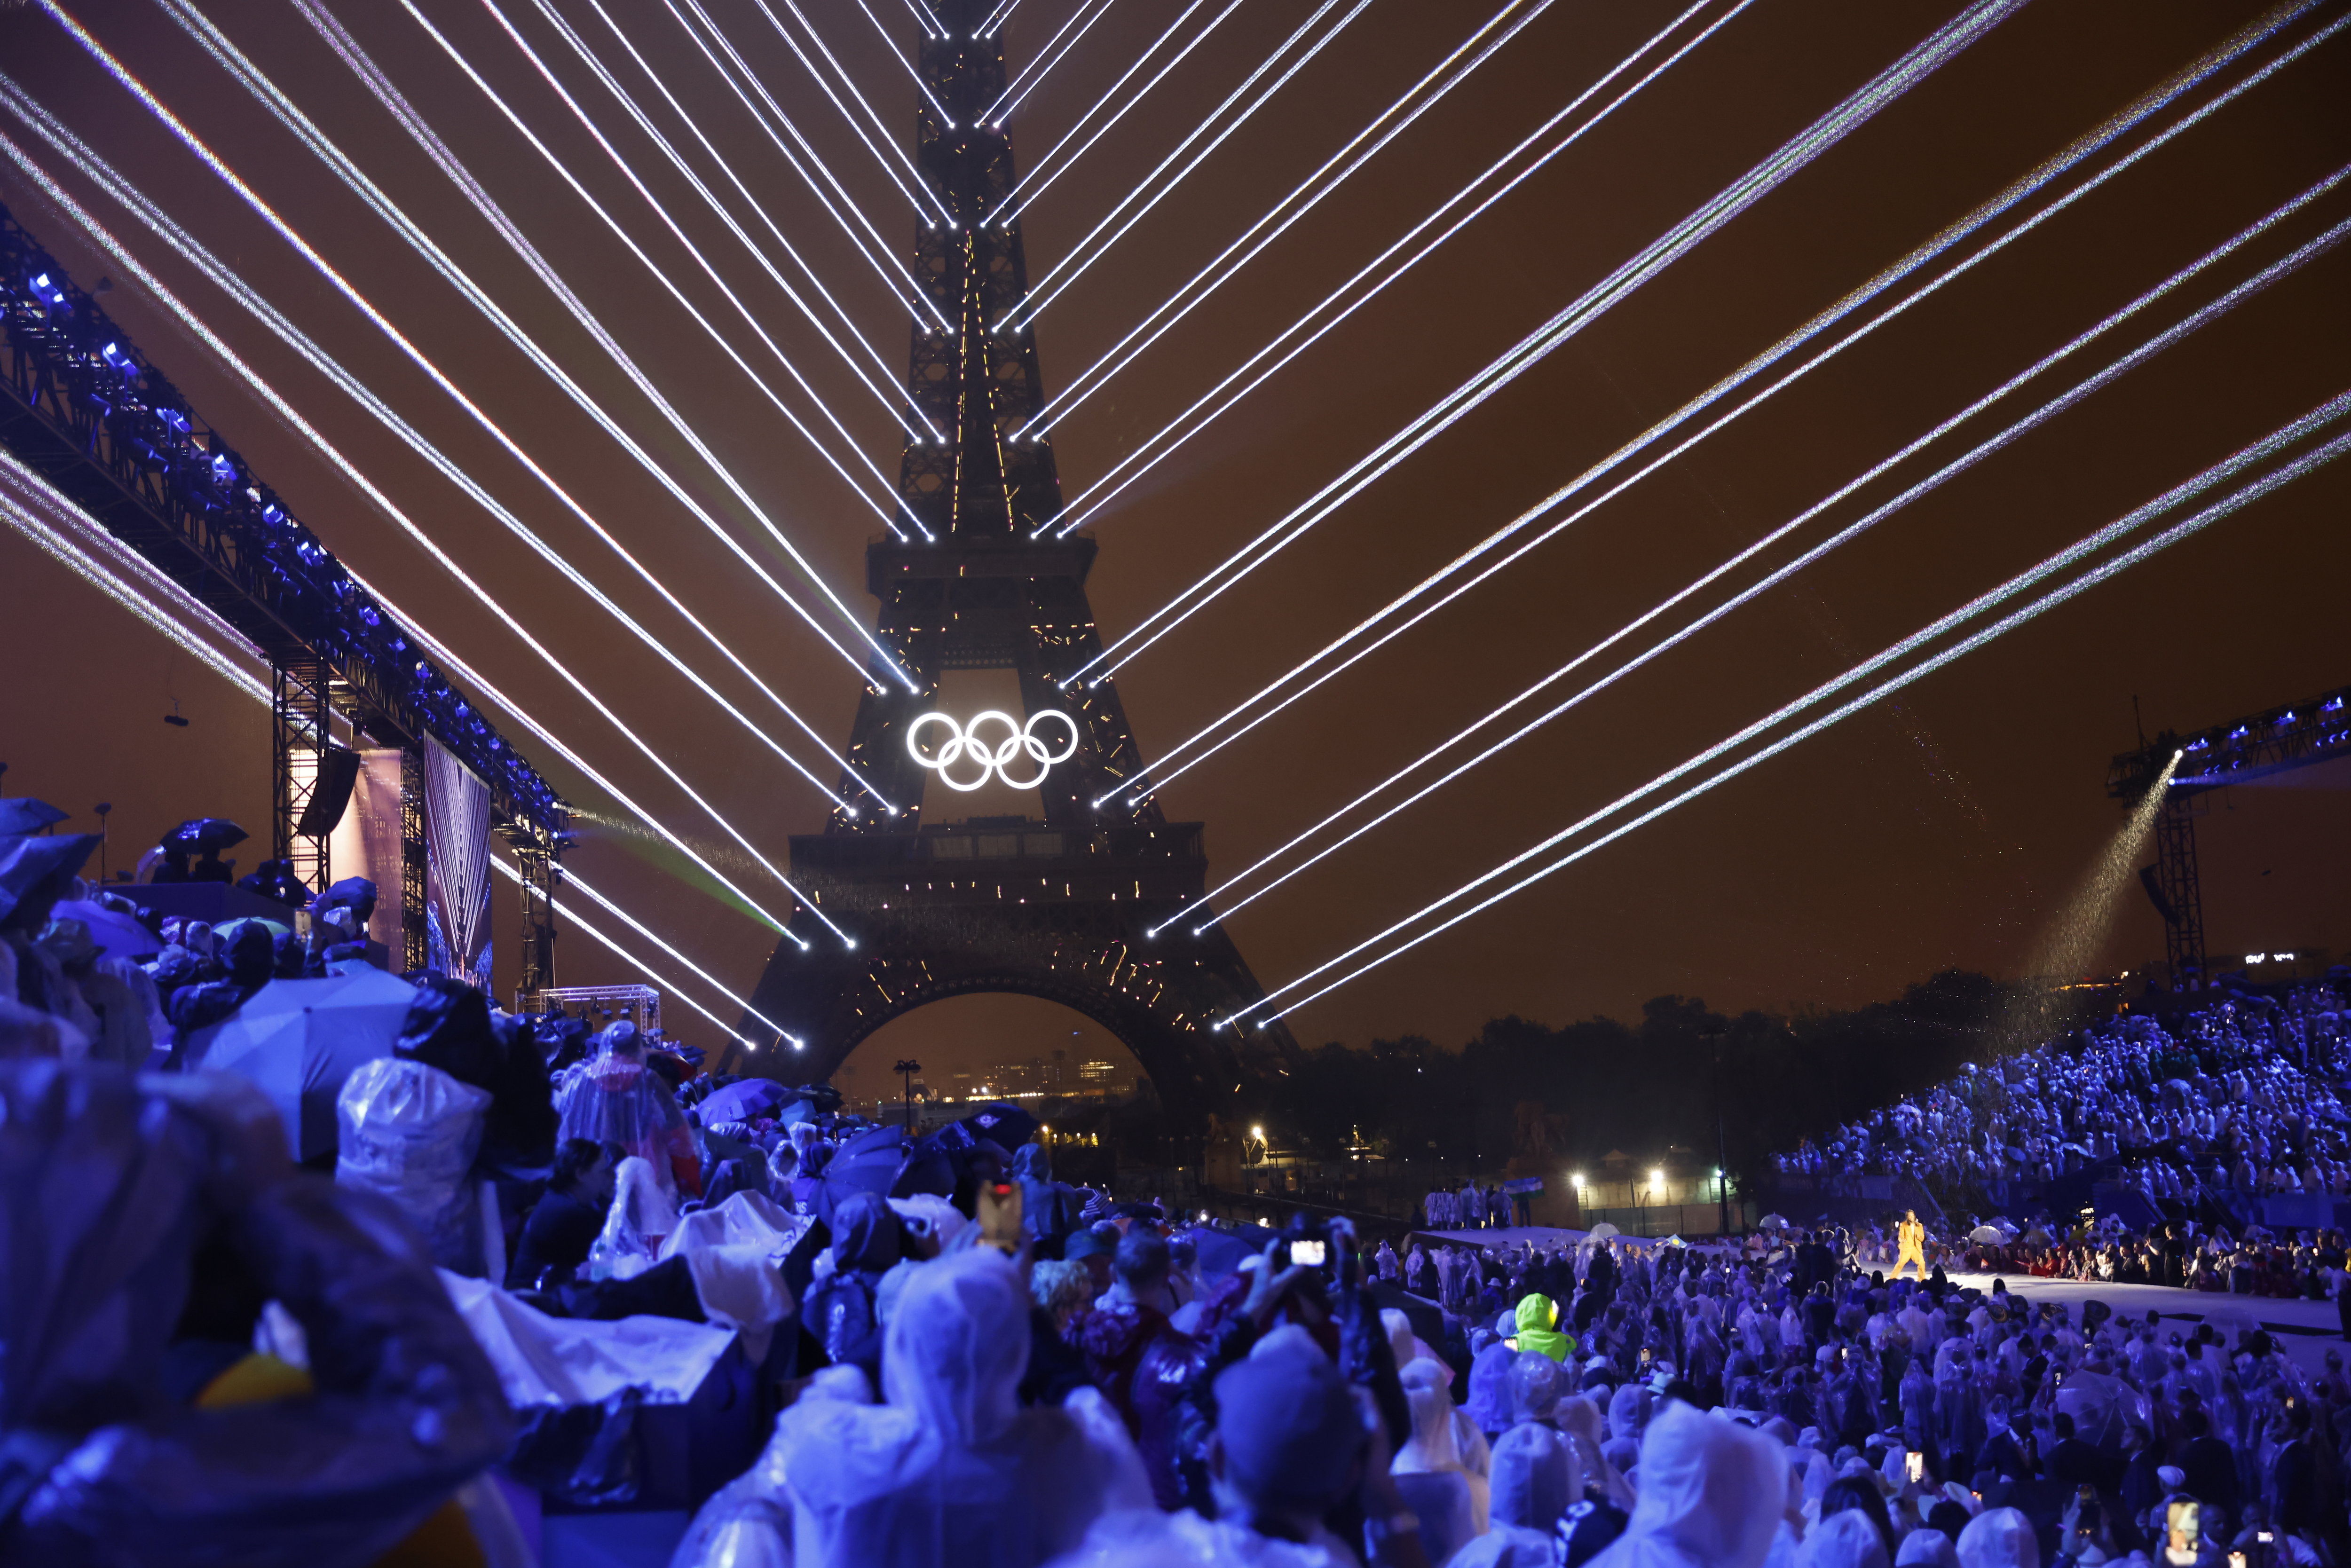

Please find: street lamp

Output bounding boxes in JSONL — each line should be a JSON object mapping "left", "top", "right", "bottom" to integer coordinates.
{"left": 894, "top": 1059, "right": 921, "bottom": 1133}
{"left": 1703, "top": 1024, "right": 1730, "bottom": 1236}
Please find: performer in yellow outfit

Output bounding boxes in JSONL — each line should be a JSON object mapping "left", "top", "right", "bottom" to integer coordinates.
{"left": 1893, "top": 1210, "right": 1928, "bottom": 1279}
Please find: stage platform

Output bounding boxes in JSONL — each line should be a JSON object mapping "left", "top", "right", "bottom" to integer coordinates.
{"left": 126, "top": 882, "right": 308, "bottom": 924}
{"left": 1945, "top": 1271, "right": 2345, "bottom": 1376}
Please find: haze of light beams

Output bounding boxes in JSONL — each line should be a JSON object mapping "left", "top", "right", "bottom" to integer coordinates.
{"left": 985, "top": 0, "right": 1120, "bottom": 127}
{"left": 38, "top": 0, "right": 912, "bottom": 681}
{"left": 560, "top": 865, "right": 804, "bottom": 1047}
{"left": 8, "top": 408, "right": 764, "bottom": 1041}
{"left": 2004, "top": 749, "right": 2181, "bottom": 1035}
{"left": 996, "top": 0, "right": 1240, "bottom": 224}
{"left": 1041, "top": 0, "right": 1741, "bottom": 528}
{"left": 510, "top": 0, "right": 934, "bottom": 437}
{"left": 1005, "top": 0, "right": 1368, "bottom": 328}
{"left": 0, "top": 142, "right": 835, "bottom": 947}
{"left": 560, "top": 0, "right": 933, "bottom": 424}
{"left": 1045, "top": 0, "right": 2337, "bottom": 542}
{"left": 1156, "top": 186, "right": 2351, "bottom": 936}
{"left": 736, "top": 0, "right": 954, "bottom": 226}
{"left": 1231, "top": 402, "right": 2351, "bottom": 1026}
{"left": 1069, "top": 0, "right": 2032, "bottom": 690}
{"left": 1006, "top": 0, "right": 1556, "bottom": 377}
{"left": 447, "top": 0, "right": 916, "bottom": 511}
{"left": 662, "top": 0, "right": 948, "bottom": 327}
{"left": 0, "top": 451, "right": 269, "bottom": 706}
{"left": 492, "top": 857, "right": 758, "bottom": 1050}
{"left": 1096, "top": 1, "right": 2343, "bottom": 794}
{"left": 0, "top": 88, "right": 885, "bottom": 815}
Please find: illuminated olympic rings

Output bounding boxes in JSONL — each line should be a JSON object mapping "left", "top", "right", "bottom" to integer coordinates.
{"left": 906, "top": 709, "right": 1080, "bottom": 791}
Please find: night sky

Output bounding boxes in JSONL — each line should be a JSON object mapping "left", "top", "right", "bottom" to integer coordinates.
{"left": 2, "top": 0, "right": 2346, "bottom": 1084}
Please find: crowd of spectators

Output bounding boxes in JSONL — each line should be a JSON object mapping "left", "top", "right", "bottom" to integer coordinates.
{"left": 12, "top": 788, "right": 2351, "bottom": 1567}
{"left": 1775, "top": 984, "right": 2351, "bottom": 1216}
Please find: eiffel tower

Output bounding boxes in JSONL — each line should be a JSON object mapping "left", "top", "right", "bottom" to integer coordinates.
{"left": 741, "top": 0, "right": 1295, "bottom": 1127}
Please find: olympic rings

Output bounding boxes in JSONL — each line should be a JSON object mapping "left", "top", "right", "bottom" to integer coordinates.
{"left": 906, "top": 709, "right": 1080, "bottom": 792}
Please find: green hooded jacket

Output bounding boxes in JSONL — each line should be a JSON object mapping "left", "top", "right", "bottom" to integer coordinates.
{"left": 1507, "top": 1292, "right": 1575, "bottom": 1362}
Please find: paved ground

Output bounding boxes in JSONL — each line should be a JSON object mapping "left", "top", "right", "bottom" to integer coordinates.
{"left": 1946, "top": 1271, "right": 2347, "bottom": 1376}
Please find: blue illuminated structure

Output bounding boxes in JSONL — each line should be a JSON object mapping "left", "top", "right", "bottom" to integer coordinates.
{"left": 0, "top": 200, "right": 567, "bottom": 979}
{"left": 2107, "top": 681, "right": 2351, "bottom": 989}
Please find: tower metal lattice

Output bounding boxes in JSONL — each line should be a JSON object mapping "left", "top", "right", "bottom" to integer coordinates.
{"left": 743, "top": 1, "right": 1293, "bottom": 1126}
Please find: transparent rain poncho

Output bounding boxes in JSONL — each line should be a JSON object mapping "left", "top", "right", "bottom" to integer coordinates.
{"left": 553, "top": 1025, "right": 696, "bottom": 1196}
{"left": 0, "top": 1061, "right": 512, "bottom": 1568}
{"left": 1587, "top": 1402, "right": 1786, "bottom": 1568}
{"left": 772, "top": 1248, "right": 1152, "bottom": 1568}
{"left": 1391, "top": 1357, "right": 1486, "bottom": 1560}
{"left": 1450, "top": 1423, "right": 1582, "bottom": 1568}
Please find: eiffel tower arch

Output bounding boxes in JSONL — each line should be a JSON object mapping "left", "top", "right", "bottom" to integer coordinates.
{"left": 740, "top": 0, "right": 1296, "bottom": 1128}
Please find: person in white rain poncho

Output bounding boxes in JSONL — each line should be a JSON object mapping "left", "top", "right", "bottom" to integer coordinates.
{"left": 770, "top": 1247, "right": 1153, "bottom": 1567}
{"left": 1388, "top": 1356, "right": 1484, "bottom": 1561}
{"left": 1954, "top": 1508, "right": 2037, "bottom": 1568}
{"left": 1587, "top": 1402, "right": 1786, "bottom": 1568}
{"left": 1449, "top": 1422, "right": 1580, "bottom": 1568}
{"left": 1798, "top": 1510, "right": 1890, "bottom": 1568}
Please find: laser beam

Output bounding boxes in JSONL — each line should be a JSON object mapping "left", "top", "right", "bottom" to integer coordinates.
{"left": 1005, "top": 0, "right": 1367, "bottom": 322}
{"left": 525, "top": 0, "right": 937, "bottom": 437}
{"left": 492, "top": 856, "right": 763, "bottom": 1050}
{"left": 1237, "top": 403, "right": 2351, "bottom": 1024}
{"left": 1095, "top": 0, "right": 2345, "bottom": 792}
{"left": 1033, "top": 0, "right": 1732, "bottom": 502}
{"left": 43, "top": 1, "right": 915, "bottom": 686}
{"left": 457, "top": 0, "right": 915, "bottom": 506}
{"left": 853, "top": 0, "right": 954, "bottom": 123}
{"left": 0, "top": 96, "right": 890, "bottom": 818}
{"left": 0, "top": 134, "right": 840, "bottom": 945}
{"left": 740, "top": 0, "right": 954, "bottom": 225}
{"left": 1062, "top": 1, "right": 2177, "bottom": 701}
{"left": 663, "top": 0, "right": 950, "bottom": 330}
{"left": 984, "top": 0, "right": 1119, "bottom": 126}
{"left": 561, "top": 864, "right": 804, "bottom": 1046}
{"left": 997, "top": 0, "right": 1237, "bottom": 224}
{"left": 1162, "top": 188, "right": 2351, "bottom": 930}
{"left": 1015, "top": 0, "right": 1564, "bottom": 433}
{"left": 0, "top": 450, "right": 269, "bottom": 706}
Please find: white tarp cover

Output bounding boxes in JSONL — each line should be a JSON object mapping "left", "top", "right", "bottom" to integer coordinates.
{"left": 440, "top": 1269, "right": 739, "bottom": 1409}
{"left": 657, "top": 1190, "right": 806, "bottom": 1362}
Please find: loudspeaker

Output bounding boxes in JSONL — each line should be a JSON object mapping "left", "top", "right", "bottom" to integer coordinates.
{"left": 297, "top": 745, "right": 364, "bottom": 837}
{"left": 2138, "top": 863, "right": 2178, "bottom": 927}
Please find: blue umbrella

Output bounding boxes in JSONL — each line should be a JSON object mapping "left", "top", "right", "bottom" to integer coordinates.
{"left": 44, "top": 898, "right": 161, "bottom": 961}
{"left": 699, "top": 1077, "right": 791, "bottom": 1124}
{"left": 184, "top": 965, "right": 417, "bottom": 1160}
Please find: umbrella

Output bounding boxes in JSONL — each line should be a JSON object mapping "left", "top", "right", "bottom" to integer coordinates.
{"left": 213, "top": 915, "right": 292, "bottom": 948}
{"left": 1759, "top": 1213, "right": 1790, "bottom": 1230}
{"left": 44, "top": 898, "right": 161, "bottom": 961}
{"left": 164, "top": 817, "right": 248, "bottom": 852}
{"left": 1968, "top": 1224, "right": 2006, "bottom": 1243}
{"left": 699, "top": 1077, "right": 792, "bottom": 1124}
{"left": 1183, "top": 1226, "right": 1261, "bottom": 1281}
{"left": 0, "top": 796, "right": 68, "bottom": 835}
{"left": 0, "top": 834, "right": 99, "bottom": 925}
{"left": 182, "top": 964, "right": 417, "bottom": 1160}
{"left": 818, "top": 1124, "right": 911, "bottom": 1224}
{"left": 1586, "top": 1221, "right": 1621, "bottom": 1240}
